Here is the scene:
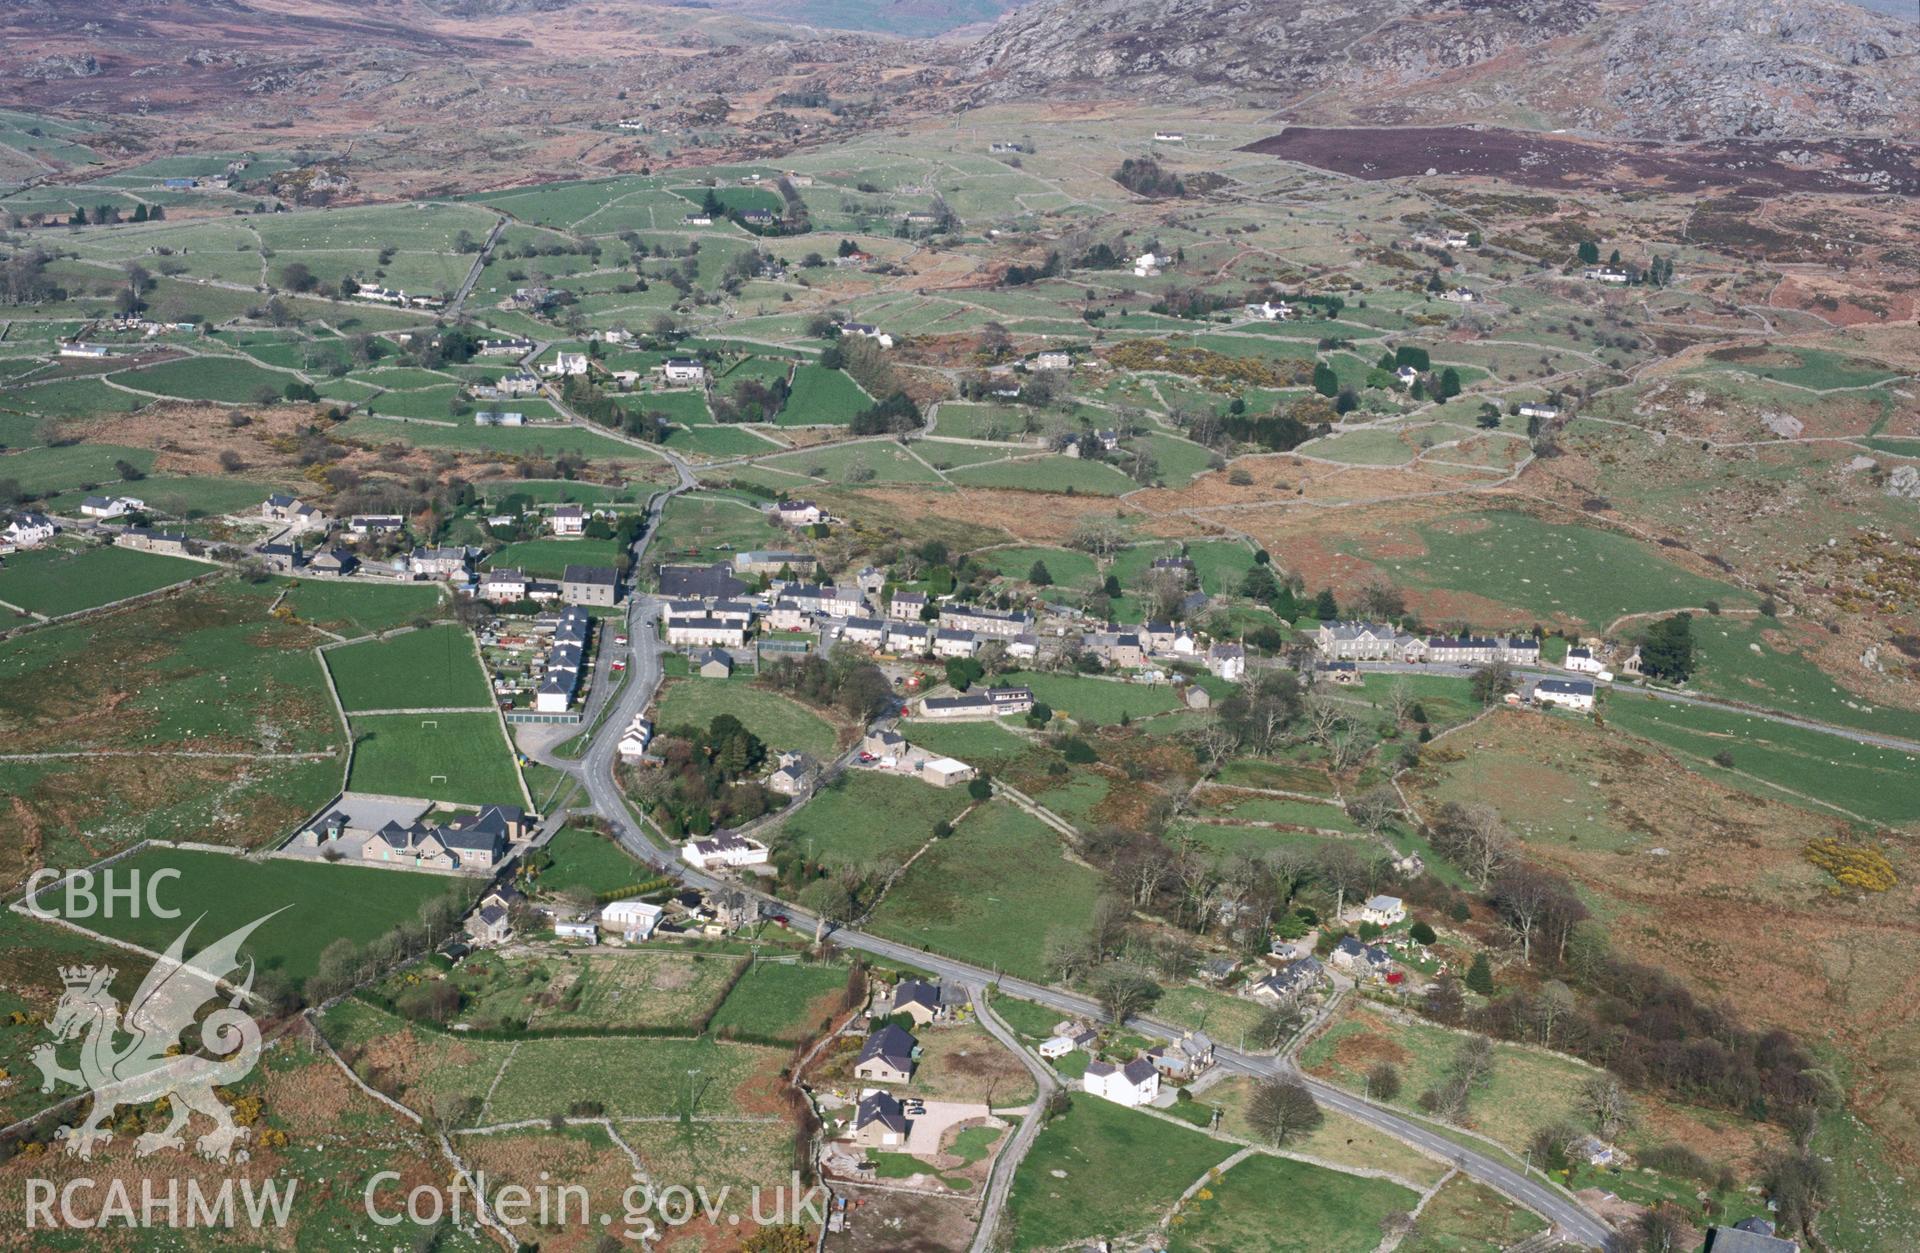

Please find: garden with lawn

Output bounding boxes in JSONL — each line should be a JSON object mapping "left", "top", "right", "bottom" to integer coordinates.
{"left": 654, "top": 679, "right": 841, "bottom": 758}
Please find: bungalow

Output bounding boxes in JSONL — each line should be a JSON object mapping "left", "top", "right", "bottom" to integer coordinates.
{"left": 481, "top": 568, "right": 530, "bottom": 602}
{"left": 80, "top": 495, "right": 143, "bottom": 519}
{"left": 348, "top": 514, "right": 404, "bottom": 538}
{"left": 1534, "top": 677, "right": 1596, "bottom": 712}
{"left": 1132, "top": 252, "right": 1163, "bottom": 278}
{"left": 738, "top": 208, "right": 776, "bottom": 227}
{"left": 666, "top": 617, "right": 749, "bottom": 648}
{"left": 985, "top": 685, "right": 1034, "bottom": 715}
{"left": 1702, "top": 1221, "right": 1798, "bottom": 1253}
{"left": 838, "top": 322, "right": 894, "bottom": 349}
{"left": 1396, "top": 365, "right": 1420, "bottom": 388}
{"left": 58, "top": 341, "right": 112, "bottom": 359}
{"left": 848, "top": 1091, "right": 909, "bottom": 1149}
{"left": 601, "top": 899, "right": 664, "bottom": 941}
{"left": 1083, "top": 1056, "right": 1159, "bottom": 1107}
{"left": 1518, "top": 402, "right": 1560, "bottom": 421}
{"left": 681, "top": 830, "right": 770, "bottom": 870}
{"left": 5, "top": 512, "right": 57, "bottom": 547}
{"left": 918, "top": 692, "right": 995, "bottom": 720}
{"left": 549, "top": 505, "right": 587, "bottom": 537}
{"left": 115, "top": 528, "right": 190, "bottom": 557}
{"left": 681, "top": 213, "right": 714, "bottom": 226}
{"left": 478, "top": 337, "right": 535, "bottom": 357}
{"left": 884, "top": 978, "right": 947, "bottom": 1027}
{"left": 696, "top": 647, "right": 735, "bottom": 678}
{"left": 888, "top": 591, "right": 928, "bottom": 621}
{"left": 1318, "top": 660, "right": 1360, "bottom": 685}
{"left": 853, "top": 1024, "right": 919, "bottom": 1084}
{"left": 1244, "top": 300, "right": 1293, "bottom": 322}
{"left": 1583, "top": 267, "right": 1630, "bottom": 284}
{"left": 1039, "top": 1025, "right": 1099, "bottom": 1059}
{"left": 658, "top": 357, "right": 708, "bottom": 386}
{"left": 473, "top": 410, "right": 525, "bottom": 427}
{"left": 1207, "top": 642, "right": 1246, "bottom": 682}
{"left": 1358, "top": 895, "right": 1406, "bottom": 926}
{"left": 771, "top": 499, "right": 823, "bottom": 527}
{"left": 561, "top": 564, "right": 619, "bottom": 606}
{"left": 919, "top": 756, "right": 975, "bottom": 788}
{"left": 554, "top": 918, "right": 598, "bottom": 943}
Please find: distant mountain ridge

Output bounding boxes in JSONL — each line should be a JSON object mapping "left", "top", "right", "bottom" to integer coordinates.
{"left": 964, "top": 0, "right": 1920, "bottom": 140}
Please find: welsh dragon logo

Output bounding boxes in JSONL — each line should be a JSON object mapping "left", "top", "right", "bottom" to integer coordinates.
{"left": 32, "top": 911, "right": 284, "bottom": 1162}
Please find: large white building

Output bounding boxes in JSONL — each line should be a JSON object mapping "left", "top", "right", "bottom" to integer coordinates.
{"left": 1083, "top": 1057, "right": 1159, "bottom": 1107}
{"left": 681, "top": 831, "right": 770, "bottom": 870}
{"left": 1534, "top": 678, "right": 1596, "bottom": 712}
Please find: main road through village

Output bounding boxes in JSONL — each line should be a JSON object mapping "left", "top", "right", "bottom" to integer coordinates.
{"left": 542, "top": 452, "right": 1620, "bottom": 1251}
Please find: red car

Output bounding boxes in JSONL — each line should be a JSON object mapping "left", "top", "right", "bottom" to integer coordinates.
{"left": 610, "top": 660, "right": 626, "bottom": 672}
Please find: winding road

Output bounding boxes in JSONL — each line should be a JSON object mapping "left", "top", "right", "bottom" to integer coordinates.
{"left": 536, "top": 445, "right": 1616, "bottom": 1250}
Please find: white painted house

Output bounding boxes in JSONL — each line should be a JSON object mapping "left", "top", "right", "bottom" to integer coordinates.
{"left": 1534, "top": 678, "right": 1596, "bottom": 712}
{"left": 681, "top": 831, "right": 770, "bottom": 870}
{"left": 1358, "top": 895, "right": 1406, "bottom": 926}
{"left": 1083, "top": 1057, "right": 1160, "bottom": 1107}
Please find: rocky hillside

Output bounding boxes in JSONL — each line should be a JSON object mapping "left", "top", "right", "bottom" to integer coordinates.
{"left": 965, "top": 0, "right": 1920, "bottom": 140}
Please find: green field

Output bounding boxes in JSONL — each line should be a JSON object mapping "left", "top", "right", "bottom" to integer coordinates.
{"left": 1696, "top": 345, "right": 1898, "bottom": 392}
{"left": 1604, "top": 696, "right": 1920, "bottom": 826}
{"left": 996, "top": 671, "right": 1183, "bottom": 725}
{"left": 536, "top": 826, "right": 649, "bottom": 895}
{"left": 776, "top": 364, "right": 870, "bottom": 426}
{"left": 868, "top": 800, "right": 1101, "bottom": 982}
{"left": 0, "top": 543, "right": 204, "bottom": 617}
{"left": 43, "top": 848, "right": 470, "bottom": 986}
{"left": 280, "top": 580, "right": 445, "bottom": 635}
{"left": 336, "top": 416, "right": 658, "bottom": 462}
{"left": 773, "top": 770, "right": 974, "bottom": 869}
{"left": 0, "top": 443, "right": 154, "bottom": 494}
{"left": 898, "top": 717, "right": 1036, "bottom": 767}
{"left": 1684, "top": 617, "right": 1920, "bottom": 742}
{"left": 485, "top": 537, "right": 627, "bottom": 578}
{"left": 1358, "top": 510, "right": 1750, "bottom": 627}
{"left": 707, "top": 960, "right": 850, "bottom": 1043}
{"left": 1168, "top": 1152, "right": 1419, "bottom": 1253}
{"left": 118, "top": 355, "right": 294, "bottom": 404}
{"left": 324, "top": 624, "right": 492, "bottom": 711}
{"left": 1006, "top": 1095, "right": 1234, "bottom": 1251}
{"left": 650, "top": 492, "right": 784, "bottom": 563}
{"left": 654, "top": 679, "right": 840, "bottom": 758}
{"left": 948, "top": 455, "right": 1140, "bottom": 496}
{"left": 978, "top": 545, "right": 1099, "bottom": 589}
{"left": 346, "top": 711, "right": 523, "bottom": 806}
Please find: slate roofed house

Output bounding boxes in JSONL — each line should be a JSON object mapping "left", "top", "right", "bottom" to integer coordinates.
{"left": 1249, "top": 956, "right": 1325, "bottom": 1004}
{"left": 680, "top": 830, "right": 770, "bottom": 870}
{"left": 1359, "top": 895, "right": 1406, "bottom": 926}
{"left": 848, "top": 1090, "right": 909, "bottom": 1149}
{"left": 657, "top": 562, "right": 748, "bottom": 601}
{"left": 658, "top": 357, "right": 708, "bottom": 385}
{"left": 772, "top": 499, "right": 823, "bottom": 526}
{"left": 1565, "top": 646, "right": 1603, "bottom": 673}
{"left": 549, "top": 505, "right": 587, "bottom": 536}
{"left": 853, "top": 1023, "right": 919, "bottom": 1084}
{"left": 697, "top": 647, "right": 734, "bottom": 678}
{"left": 409, "top": 546, "right": 472, "bottom": 579}
{"left": 80, "top": 495, "right": 142, "bottom": 519}
{"left": 888, "top": 590, "right": 928, "bottom": 621}
{"left": 885, "top": 978, "right": 946, "bottom": 1027}
{"left": 1534, "top": 677, "right": 1596, "bottom": 712}
{"left": 434, "top": 819, "right": 508, "bottom": 871}
{"left": 469, "top": 903, "right": 511, "bottom": 945}
{"left": 306, "top": 546, "right": 358, "bottom": 576}
{"left": 1207, "top": 641, "right": 1246, "bottom": 682}
{"left": 257, "top": 542, "right": 303, "bottom": 572}
{"left": 561, "top": 564, "right": 619, "bottom": 606}
{"left": 1083, "top": 1056, "right": 1160, "bottom": 1107}
{"left": 1146, "top": 1031, "right": 1215, "bottom": 1080}
{"left": 482, "top": 568, "right": 530, "bottom": 602}
{"left": 1702, "top": 1223, "right": 1799, "bottom": 1253}
{"left": 767, "top": 749, "right": 815, "bottom": 796}
{"left": 4, "top": 512, "right": 57, "bottom": 547}
{"left": 115, "top": 528, "right": 190, "bottom": 557}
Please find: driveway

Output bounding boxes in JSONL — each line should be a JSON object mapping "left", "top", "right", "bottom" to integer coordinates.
{"left": 902, "top": 1100, "right": 995, "bottom": 1159}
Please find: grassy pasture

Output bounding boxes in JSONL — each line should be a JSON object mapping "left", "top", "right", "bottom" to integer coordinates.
{"left": 775, "top": 364, "right": 869, "bottom": 426}
{"left": 650, "top": 492, "right": 783, "bottom": 562}
{"left": 46, "top": 848, "right": 470, "bottom": 986}
{"left": 485, "top": 537, "right": 627, "bottom": 578}
{"left": 324, "top": 624, "right": 492, "bottom": 711}
{"left": 1006, "top": 1095, "right": 1234, "bottom": 1251}
{"left": 0, "top": 442, "right": 154, "bottom": 494}
{"left": 997, "top": 671, "right": 1183, "bottom": 725}
{"left": 1167, "top": 1153, "right": 1419, "bottom": 1253}
{"left": 654, "top": 679, "right": 840, "bottom": 758}
{"left": 868, "top": 800, "right": 1101, "bottom": 982}
{"left": 279, "top": 580, "right": 445, "bottom": 635}
{"left": 978, "top": 545, "right": 1099, "bottom": 588}
{"left": 707, "top": 960, "right": 850, "bottom": 1043}
{"left": 536, "top": 826, "right": 649, "bottom": 896}
{"left": 0, "top": 543, "right": 204, "bottom": 617}
{"left": 947, "top": 455, "right": 1138, "bottom": 495}
{"left": 772, "top": 770, "right": 973, "bottom": 870}
{"left": 117, "top": 355, "right": 292, "bottom": 403}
